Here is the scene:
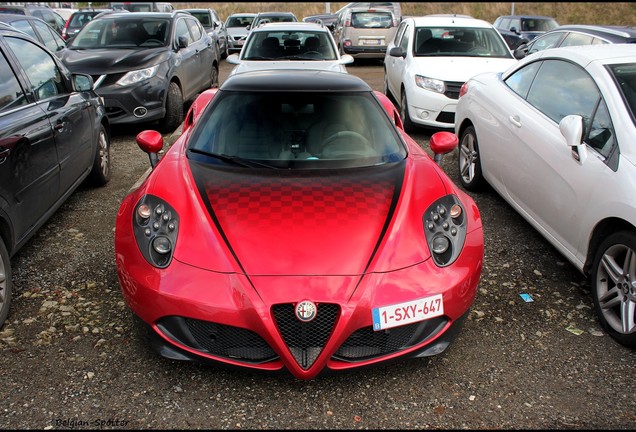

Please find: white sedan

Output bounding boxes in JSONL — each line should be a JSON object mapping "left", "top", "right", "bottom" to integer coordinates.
{"left": 384, "top": 15, "right": 518, "bottom": 132}
{"left": 455, "top": 43, "right": 636, "bottom": 347}
{"left": 226, "top": 21, "right": 353, "bottom": 76}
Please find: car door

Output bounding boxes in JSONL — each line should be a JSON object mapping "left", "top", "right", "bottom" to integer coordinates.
{"left": 0, "top": 37, "right": 59, "bottom": 246}
{"left": 496, "top": 59, "right": 604, "bottom": 259}
{"left": 385, "top": 20, "right": 410, "bottom": 99}
{"left": 5, "top": 35, "right": 94, "bottom": 198}
{"left": 173, "top": 16, "right": 213, "bottom": 98}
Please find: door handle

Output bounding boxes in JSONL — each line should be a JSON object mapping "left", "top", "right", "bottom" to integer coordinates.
{"left": 508, "top": 115, "right": 521, "bottom": 128}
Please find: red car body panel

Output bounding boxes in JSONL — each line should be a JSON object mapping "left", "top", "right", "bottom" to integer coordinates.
{"left": 115, "top": 87, "right": 483, "bottom": 380}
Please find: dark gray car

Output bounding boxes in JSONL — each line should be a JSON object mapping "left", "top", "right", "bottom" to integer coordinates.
{"left": 58, "top": 11, "right": 220, "bottom": 133}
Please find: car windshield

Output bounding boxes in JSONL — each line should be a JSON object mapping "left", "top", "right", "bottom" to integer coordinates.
{"left": 227, "top": 16, "right": 254, "bottom": 27}
{"left": 609, "top": 62, "right": 636, "bottom": 119}
{"left": 68, "top": 17, "right": 170, "bottom": 48}
{"left": 414, "top": 26, "right": 512, "bottom": 57}
{"left": 243, "top": 31, "right": 337, "bottom": 60}
{"left": 186, "top": 91, "right": 407, "bottom": 169}
{"left": 521, "top": 18, "right": 559, "bottom": 32}
{"left": 350, "top": 11, "right": 393, "bottom": 29}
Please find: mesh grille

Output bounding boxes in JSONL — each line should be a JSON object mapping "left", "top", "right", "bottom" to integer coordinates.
{"left": 444, "top": 81, "right": 464, "bottom": 100}
{"left": 272, "top": 303, "right": 340, "bottom": 370}
{"left": 157, "top": 316, "right": 278, "bottom": 363}
{"left": 333, "top": 316, "right": 447, "bottom": 362}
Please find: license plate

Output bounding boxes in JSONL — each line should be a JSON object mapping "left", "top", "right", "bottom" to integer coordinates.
{"left": 372, "top": 294, "right": 444, "bottom": 331}
{"left": 364, "top": 39, "right": 381, "bottom": 45}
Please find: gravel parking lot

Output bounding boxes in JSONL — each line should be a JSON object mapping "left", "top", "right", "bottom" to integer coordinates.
{"left": 1, "top": 59, "right": 635, "bottom": 430}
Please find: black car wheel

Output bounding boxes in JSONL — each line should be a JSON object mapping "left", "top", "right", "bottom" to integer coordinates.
{"left": 163, "top": 82, "right": 183, "bottom": 133}
{"left": 0, "top": 237, "right": 12, "bottom": 328}
{"left": 592, "top": 231, "right": 636, "bottom": 347}
{"left": 88, "top": 124, "right": 111, "bottom": 186}
{"left": 210, "top": 64, "right": 219, "bottom": 88}
{"left": 458, "top": 125, "right": 484, "bottom": 191}
{"left": 400, "top": 90, "right": 416, "bottom": 133}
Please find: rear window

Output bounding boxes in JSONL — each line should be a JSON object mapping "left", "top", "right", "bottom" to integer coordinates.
{"left": 351, "top": 11, "right": 393, "bottom": 29}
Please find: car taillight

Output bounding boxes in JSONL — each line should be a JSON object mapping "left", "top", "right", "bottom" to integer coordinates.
{"left": 459, "top": 82, "right": 469, "bottom": 98}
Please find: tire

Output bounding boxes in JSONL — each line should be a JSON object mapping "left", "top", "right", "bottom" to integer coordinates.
{"left": 383, "top": 70, "right": 392, "bottom": 100}
{"left": 221, "top": 41, "right": 229, "bottom": 59}
{"left": 87, "top": 124, "right": 111, "bottom": 186}
{"left": 210, "top": 64, "right": 219, "bottom": 88}
{"left": 163, "top": 82, "right": 183, "bottom": 134}
{"left": 458, "top": 125, "right": 484, "bottom": 191}
{"left": 0, "top": 237, "right": 12, "bottom": 329}
{"left": 591, "top": 231, "right": 636, "bottom": 347}
{"left": 400, "top": 90, "right": 416, "bottom": 133}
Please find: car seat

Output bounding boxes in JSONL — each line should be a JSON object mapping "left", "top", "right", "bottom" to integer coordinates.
{"left": 260, "top": 36, "right": 280, "bottom": 58}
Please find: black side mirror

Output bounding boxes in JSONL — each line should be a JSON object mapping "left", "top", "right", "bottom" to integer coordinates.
{"left": 389, "top": 46, "right": 405, "bottom": 58}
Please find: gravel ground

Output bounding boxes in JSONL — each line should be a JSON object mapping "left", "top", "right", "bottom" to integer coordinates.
{"left": 0, "top": 60, "right": 635, "bottom": 430}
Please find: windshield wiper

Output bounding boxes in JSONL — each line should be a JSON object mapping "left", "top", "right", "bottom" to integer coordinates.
{"left": 188, "top": 148, "right": 279, "bottom": 169}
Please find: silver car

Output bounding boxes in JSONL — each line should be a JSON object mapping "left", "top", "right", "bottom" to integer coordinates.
{"left": 225, "top": 12, "right": 256, "bottom": 53}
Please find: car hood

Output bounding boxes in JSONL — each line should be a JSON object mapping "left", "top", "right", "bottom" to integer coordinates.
{"left": 140, "top": 139, "right": 455, "bottom": 277}
{"left": 230, "top": 61, "right": 346, "bottom": 75}
{"left": 411, "top": 56, "right": 517, "bottom": 81}
{"left": 57, "top": 47, "right": 169, "bottom": 74}
{"left": 227, "top": 28, "right": 248, "bottom": 37}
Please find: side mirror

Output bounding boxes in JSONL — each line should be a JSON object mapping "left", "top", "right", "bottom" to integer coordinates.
{"left": 177, "top": 35, "right": 188, "bottom": 49}
{"left": 389, "top": 46, "right": 405, "bottom": 58}
{"left": 429, "top": 131, "right": 459, "bottom": 165}
{"left": 72, "top": 73, "right": 94, "bottom": 92}
{"left": 560, "top": 114, "right": 587, "bottom": 164}
{"left": 226, "top": 53, "right": 241, "bottom": 64}
{"left": 510, "top": 26, "right": 520, "bottom": 35}
{"left": 136, "top": 130, "right": 164, "bottom": 168}
{"left": 339, "top": 54, "right": 354, "bottom": 65}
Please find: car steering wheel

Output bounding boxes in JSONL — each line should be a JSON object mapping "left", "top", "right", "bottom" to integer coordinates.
{"left": 321, "top": 131, "right": 373, "bottom": 158}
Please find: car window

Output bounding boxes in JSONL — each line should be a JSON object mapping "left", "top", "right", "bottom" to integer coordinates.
{"left": 587, "top": 99, "right": 615, "bottom": 158}
{"left": 526, "top": 60, "right": 600, "bottom": 129}
{"left": 560, "top": 32, "right": 595, "bottom": 48}
{"left": 33, "top": 19, "right": 65, "bottom": 51}
{"left": 187, "top": 91, "right": 406, "bottom": 167}
{"left": 0, "top": 51, "right": 28, "bottom": 112}
{"left": 609, "top": 62, "right": 636, "bottom": 122}
{"left": 393, "top": 20, "right": 407, "bottom": 46}
{"left": 527, "top": 31, "right": 563, "bottom": 54}
{"left": 175, "top": 17, "right": 193, "bottom": 44}
{"left": 399, "top": 22, "right": 410, "bottom": 52}
{"left": 5, "top": 36, "right": 66, "bottom": 100}
{"left": 505, "top": 61, "right": 541, "bottom": 99}
{"left": 227, "top": 16, "right": 253, "bottom": 27}
{"left": 351, "top": 11, "right": 393, "bottom": 29}
{"left": 415, "top": 27, "right": 511, "bottom": 57}
{"left": 244, "top": 30, "right": 336, "bottom": 60}
{"left": 186, "top": 17, "right": 203, "bottom": 42}
{"left": 11, "top": 19, "right": 38, "bottom": 40}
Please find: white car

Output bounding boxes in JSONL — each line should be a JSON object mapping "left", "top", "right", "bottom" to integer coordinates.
{"left": 226, "top": 22, "right": 353, "bottom": 76}
{"left": 384, "top": 15, "right": 518, "bottom": 131}
{"left": 455, "top": 43, "right": 636, "bottom": 347}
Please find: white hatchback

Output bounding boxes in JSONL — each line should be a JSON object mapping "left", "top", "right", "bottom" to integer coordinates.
{"left": 226, "top": 22, "right": 353, "bottom": 76}
{"left": 455, "top": 43, "right": 636, "bottom": 347}
{"left": 384, "top": 14, "right": 518, "bottom": 131}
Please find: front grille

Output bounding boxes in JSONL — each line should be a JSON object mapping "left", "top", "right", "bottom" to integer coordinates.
{"left": 444, "top": 81, "right": 464, "bottom": 100}
{"left": 435, "top": 111, "right": 455, "bottom": 124}
{"left": 156, "top": 316, "right": 278, "bottom": 364}
{"left": 332, "top": 316, "right": 447, "bottom": 362}
{"left": 272, "top": 303, "right": 340, "bottom": 370}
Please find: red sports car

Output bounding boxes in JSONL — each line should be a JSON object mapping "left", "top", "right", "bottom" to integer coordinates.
{"left": 115, "top": 70, "right": 483, "bottom": 380}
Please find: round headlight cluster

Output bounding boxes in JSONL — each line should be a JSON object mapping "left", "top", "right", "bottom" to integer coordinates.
{"left": 424, "top": 196, "right": 467, "bottom": 267}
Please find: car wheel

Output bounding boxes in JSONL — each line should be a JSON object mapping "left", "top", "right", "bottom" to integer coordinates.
{"left": 400, "top": 90, "right": 416, "bottom": 133}
{"left": 210, "top": 64, "right": 219, "bottom": 88}
{"left": 0, "top": 237, "right": 12, "bottom": 328}
{"left": 591, "top": 231, "right": 636, "bottom": 347}
{"left": 221, "top": 41, "right": 229, "bottom": 59}
{"left": 383, "top": 70, "right": 392, "bottom": 99}
{"left": 87, "top": 124, "right": 111, "bottom": 186}
{"left": 458, "top": 125, "right": 484, "bottom": 191}
{"left": 163, "top": 82, "right": 183, "bottom": 134}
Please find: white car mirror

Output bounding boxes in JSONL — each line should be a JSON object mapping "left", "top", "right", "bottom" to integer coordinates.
{"left": 560, "top": 114, "right": 587, "bottom": 165}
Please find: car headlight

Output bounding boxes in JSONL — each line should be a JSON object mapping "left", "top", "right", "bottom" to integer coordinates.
{"left": 132, "top": 195, "right": 179, "bottom": 268}
{"left": 116, "top": 65, "right": 159, "bottom": 87}
{"left": 423, "top": 195, "right": 467, "bottom": 267}
{"left": 415, "top": 75, "right": 445, "bottom": 94}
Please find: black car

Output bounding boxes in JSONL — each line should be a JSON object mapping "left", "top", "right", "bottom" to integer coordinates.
{"left": 58, "top": 11, "right": 220, "bottom": 133}
{"left": 493, "top": 14, "right": 559, "bottom": 49}
{"left": 0, "top": 4, "right": 66, "bottom": 36}
{"left": 0, "top": 13, "right": 66, "bottom": 53}
{"left": 515, "top": 24, "right": 636, "bottom": 58}
{"left": 0, "top": 24, "right": 111, "bottom": 328}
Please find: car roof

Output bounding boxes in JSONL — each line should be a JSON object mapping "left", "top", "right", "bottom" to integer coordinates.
{"left": 252, "top": 21, "right": 329, "bottom": 32}
{"left": 221, "top": 69, "right": 370, "bottom": 92}
{"left": 407, "top": 15, "right": 495, "bottom": 29}
{"left": 498, "top": 15, "right": 556, "bottom": 19}
{"left": 256, "top": 12, "right": 296, "bottom": 17}
{"left": 550, "top": 24, "right": 636, "bottom": 40}
{"left": 228, "top": 13, "right": 257, "bottom": 17}
{"left": 529, "top": 42, "right": 636, "bottom": 65}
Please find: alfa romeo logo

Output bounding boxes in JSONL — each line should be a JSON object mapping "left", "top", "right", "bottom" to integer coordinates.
{"left": 295, "top": 301, "right": 317, "bottom": 322}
